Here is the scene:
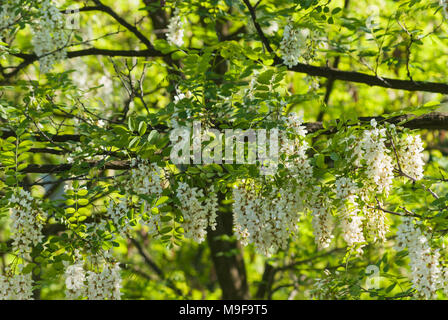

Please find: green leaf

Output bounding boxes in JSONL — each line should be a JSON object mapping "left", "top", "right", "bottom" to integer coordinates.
{"left": 257, "top": 69, "right": 275, "bottom": 85}
{"left": 147, "top": 130, "right": 158, "bottom": 144}
{"left": 161, "top": 226, "right": 173, "bottom": 234}
{"left": 138, "top": 121, "right": 147, "bottom": 136}
{"left": 332, "top": 7, "right": 342, "bottom": 15}
{"left": 76, "top": 189, "right": 88, "bottom": 197}
{"left": 128, "top": 117, "right": 135, "bottom": 132}
{"left": 129, "top": 136, "right": 140, "bottom": 149}
{"left": 77, "top": 198, "right": 89, "bottom": 206}
{"left": 316, "top": 154, "right": 326, "bottom": 168}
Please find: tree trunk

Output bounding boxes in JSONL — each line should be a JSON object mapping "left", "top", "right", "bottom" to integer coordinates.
{"left": 207, "top": 194, "right": 250, "bottom": 299}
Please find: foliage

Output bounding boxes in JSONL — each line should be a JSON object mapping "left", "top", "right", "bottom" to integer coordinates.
{"left": 0, "top": 0, "right": 448, "bottom": 300}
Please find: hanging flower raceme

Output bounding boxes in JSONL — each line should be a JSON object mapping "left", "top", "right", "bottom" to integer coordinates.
{"left": 31, "top": 0, "right": 68, "bottom": 73}
{"left": 166, "top": 7, "right": 184, "bottom": 47}
{"left": 64, "top": 252, "right": 122, "bottom": 300}
{"left": 176, "top": 182, "right": 218, "bottom": 243}
{"left": 64, "top": 259, "right": 86, "bottom": 299}
{"left": 0, "top": 273, "right": 34, "bottom": 300}
{"left": 353, "top": 120, "right": 394, "bottom": 196}
{"left": 308, "top": 186, "right": 334, "bottom": 250}
{"left": 8, "top": 189, "right": 47, "bottom": 257}
{"left": 106, "top": 196, "right": 134, "bottom": 237}
{"left": 396, "top": 217, "right": 443, "bottom": 299}
{"left": 279, "top": 23, "right": 309, "bottom": 68}
{"left": 232, "top": 181, "right": 301, "bottom": 256}
{"left": 85, "top": 263, "right": 122, "bottom": 300}
{"left": 334, "top": 177, "right": 366, "bottom": 253}
{"left": 127, "top": 159, "right": 164, "bottom": 197}
{"left": 397, "top": 133, "right": 425, "bottom": 181}
{"left": 364, "top": 204, "right": 388, "bottom": 243}
{"left": 0, "top": 0, "right": 22, "bottom": 37}
{"left": 280, "top": 112, "right": 313, "bottom": 185}
{"left": 279, "top": 21, "right": 325, "bottom": 68}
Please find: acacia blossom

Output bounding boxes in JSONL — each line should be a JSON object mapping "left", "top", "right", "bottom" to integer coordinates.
{"left": 353, "top": 120, "right": 394, "bottom": 196}
{"left": 176, "top": 182, "right": 218, "bottom": 243}
{"left": 106, "top": 197, "right": 134, "bottom": 237}
{"left": 117, "top": 159, "right": 165, "bottom": 235}
{"left": 167, "top": 8, "right": 184, "bottom": 47}
{"left": 397, "top": 133, "right": 425, "bottom": 181}
{"left": 64, "top": 260, "right": 86, "bottom": 299}
{"left": 0, "top": 0, "right": 22, "bottom": 37}
{"left": 308, "top": 186, "right": 334, "bottom": 250}
{"left": 85, "top": 263, "right": 122, "bottom": 300}
{"left": 279, "top": 23, "right": 309, "bottom": 68}
{"left": 232, "top": 181, "right": 301, "bottom": 256}
{"left": 8, "top": 189, "right": 46, "bottom": 257}
{"left": 334, "top": 177, "right": 365, "bottom": 253}
{"left": 396, "top": 217, "right": 443, "bottom": 299}
{"left": 31, "top": 0, "right": 68, "bottom": 73}
{"left": 280, "top": 112, "right": 313, "bottom": 186}
{"left": 0, "top": 273, "right": 34, "bottom": 300}
{"left": 364, "top": 205, "right": 388, "bottom": 243}
{"left": 64, "top": 252, "right": 122, "bottom": 300}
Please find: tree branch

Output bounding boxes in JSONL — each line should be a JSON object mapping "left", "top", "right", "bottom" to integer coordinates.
{"left": 242, "top": 0, "right": 448, "bottom": 94}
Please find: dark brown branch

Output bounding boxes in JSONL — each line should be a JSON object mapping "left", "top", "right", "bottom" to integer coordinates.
{"left": 91, "top": 0, "right": 155, "bottom": 50}
{"left": 303, "top": 112, "right": 448, "bottom": 134}
{"left": 15, "top": 160, "right": 130, "bottom": 173}
{"left": 372, "top": 203, "right": 422, "bottom": 219}
{"left": 1, "top": 112, "right": 447, "bottom": 167}
{"left": 5, "top": 48, "right": 166, "bottom": 79}
{"left": 284, "top": 59, "right": 448, "bottom": 94}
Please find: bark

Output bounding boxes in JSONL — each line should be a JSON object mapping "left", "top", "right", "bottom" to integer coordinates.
{"left": 206, "top": 192, "right": 250, "bottom": 299}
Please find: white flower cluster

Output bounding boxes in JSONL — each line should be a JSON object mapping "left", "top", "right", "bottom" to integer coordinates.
{"left": 279, "top": 22, "right": 326, "bottom": 68}
{"left": 364, "top": 205, "right": 388, "bottom": 242}
{"left": 283, "top": 112, "right": 308, "bottom": 137}
{"left": 0, "top": 0, "right": 21, "bottom": 37}
{"left": 0, "top": 273, "right": 34, "bottom": 300}
{"left": 8, "top": 189, "right": 47, "bottom": 257}
{"left": 353, "top": 119, "right": 394, "bottom": 196}
{"left": 232, "top": 181, "right": 301, "bottom": 255}
{"left": 64, "top": 254, "right": 122, "bottom": 300}
{"left": 167, "top": 8, "right": 184, "bottom": 47}
{"left": 105, "top": 159, "right": 165, "bottom": 236}
{"left": 31, "top": 0, "right": 68, "bottom": 73}
{"left": 127, "top": 158, "right": 164, "bottom": 201}
{"left": 176, "top": 182, "right": 218, "bottom": 243}
{"left": 308, "top": 187, "right": 334, "bottom": 250}
{"left": 64, "top": 260, "right": 86, "bottom": 299}
{"left": 396, "top": 217, "right": 443, "bottom": 299}
{"left": 334, "top": 177, "right": 366, "bottom": 253}
{"left": 398, "top": 133, "right": 425, "bottom": 181}
{"left": 279, "top": 23, "right": 309, "bottom": 68}
{"left": 106, "top": 197, "right": 134, "bottom": 237}
{"left": 280, "top": 113, "right": 313, "bottom": 185}
{"left": 85, "top": 263, "right": 122, "bottom": 300}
